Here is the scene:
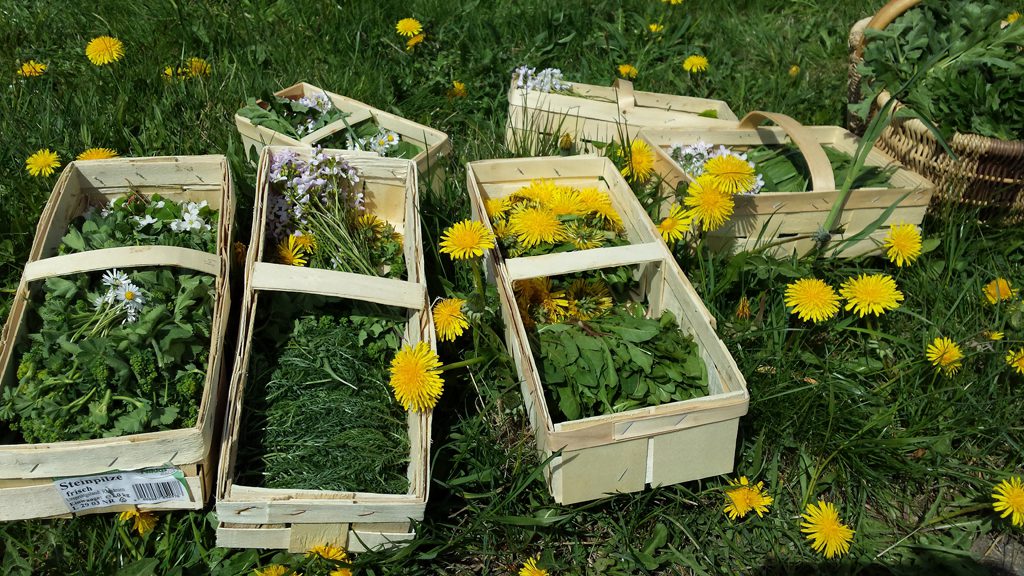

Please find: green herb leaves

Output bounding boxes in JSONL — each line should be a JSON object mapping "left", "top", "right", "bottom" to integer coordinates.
{"left": 538, "top": 307, "right": 707, "bottom": 422}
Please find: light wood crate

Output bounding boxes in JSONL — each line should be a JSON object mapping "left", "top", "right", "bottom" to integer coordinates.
{"left": 216, "top": 147, "right": 433, "bottom": 552}
{"left": 0, "top": 156, "right": 235, "bottom": 521}
{"left": 235, "top": 81, "right": 451, "bottom": 191}
{"left": 640, "top": 111, "right": 936, "bottom": 258}
{"left": 466, "top": 156, "right": 748, "bottom": 504}
{"left": 506, "top": 78, "right": 738, "bottom": 155}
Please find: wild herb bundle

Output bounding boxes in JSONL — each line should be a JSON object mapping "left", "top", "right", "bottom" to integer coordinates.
{"left": 516, "top": 275, "right": 706, "bottom": 422}
{"left": 239, "top": 310, "right": 410, "bottom": 494}
{"left": 858, "top": 0, "right": 1024, "bottom": 141}
{"left": 266, "top": 149, "right": 405, "bottom": 278}
{"left": 0, "top": 194, "right": 217, "bottom": 443}
{"left": 486, "top": 179, "right": 627, "bottom": 258}
{"left": 237, "top": 91, "right": 421, "bottom": 158}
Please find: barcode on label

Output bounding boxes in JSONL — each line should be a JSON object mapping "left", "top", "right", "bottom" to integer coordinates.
{"left": 130, "top": 480, "right": 184, "bottom": 502}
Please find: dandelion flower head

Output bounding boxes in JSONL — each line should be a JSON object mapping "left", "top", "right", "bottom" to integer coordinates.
{"left": 984, "top": 278, "right": 1017, "bottom": 304}
{"left": 433, "top": 298, "right": 469, "bottom": 342}
{"left": 396, "top": 18, "right": 423, "bottom": 37}
{"left": 883, "top": 223, "right": 922, "bottom": 267}
{"left": 840, "top": 273, "right": 903, "bottom": 317}
{"left": 508, "top": 207, "right": 565, "bottom": 249}
{"left": 704, "top": 153, "right": 755, "bottom": 195}
{"left": 519, "top": 556, "right": 548, "bottom": 576}
{"left": 724, "top": 476, "right": 773, "bottom": 520}
{"left": 993, "top": 476, "right": 1024, "bottom": 527}
{"left": 439, "top": 220, "right": 495, "bottom": 260}
{"left": 683, "top": 174, "right": 734, "bottom": 231}
{"left": 618, "top": 138, "right": 655, "bottom": 183}
{"left": 86, "top": 36, "right": 125, "bottom": 65}
{"left": 77, "top": 147, "right": 118, "bottom": 161}
{"left": 683, "top": 55, "right": 708, "bottom": 73}
{"left": 26, "top": 149, "right": 61, "bottom": 177}
{"left": 785, "top": 278, "right": 840, "bottom": 323}
{"left": 17, "top": 60, "right": 47, "bottom": 77}
{"left": 1007, "top": 348, "right": 1024, "bottom": 375}
{"left": 618, "top": 64, "right": 638, "bottom": 79}
{"left": 389, "top": 341, "right": 444, "bottom": 412}
{"left": 118, "top": 509, "right": 158, "bottom": 537}
{"left": 801, "top": 500, "right": 854, "bottom": 559}
{"left": 926, "top": 336, "right": 963, "bottom": 375}
{"left": 657, "top": 204, "right": 690, "bottom": 244}
{"left": 306, "top": 544, "right": 348, "bottom": 561}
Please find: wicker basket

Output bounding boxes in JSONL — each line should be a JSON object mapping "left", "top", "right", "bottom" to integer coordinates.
{"left": 848, "top": 0, "right": 1024, "bottom": 221}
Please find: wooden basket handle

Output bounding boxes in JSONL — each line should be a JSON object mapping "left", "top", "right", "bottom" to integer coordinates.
{"left": 612, "top": 78, "right": 636, "bottom": 114}
{"left": 854, "top": 0, "right": 921, "bottom": 57}
{"left": 738, "top": 111, "right": 836, "bottom": 192}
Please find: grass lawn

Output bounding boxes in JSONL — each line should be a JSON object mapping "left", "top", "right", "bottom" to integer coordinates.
{"left": 2, "top": 0, "right": 1023, "bottom": 574}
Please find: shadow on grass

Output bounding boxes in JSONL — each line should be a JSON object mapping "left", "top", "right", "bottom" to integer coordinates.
{"left": 753, "top": 551, "right": 1019, "bottom": 576}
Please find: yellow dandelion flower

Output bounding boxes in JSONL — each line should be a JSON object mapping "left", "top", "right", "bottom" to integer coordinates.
{"left": 396, "top": 18, "right": 423, "bottom": 37}
{"left": 926, "top": 336, "right": 964, "bottom": 375}
{"left": 433, "top": 298, "right": 469, "bottom": 342}
{"left": 118, "top": 509, "right": 158, "bottom": 537}
{"left": 993, "top": 476, "right": 1024, "bottom": 527}
{"left": 648, "top": 23, "right": 664, "bottom": 33}
{"left": 617, "top": 63, "right": 638, "bottom": 79}
{"left": 492, "top": 218, "right": 510, "bottom": 239}
{"left": 307, "top": 544, "right": 347, "bottom": 561}
{"left": 1008, "top": 11, "right": 1021, "bottom": 24}
{"left": 254, "top": 565, "right": 290, "bottom": 576}
{"left": 448, "top": 80, "right": 467, "bottom": 98}
{"left": 516, "top": 179, "right": 559, "bottom": 205}
{"left": 406, "top": 33, "right": 426, "bottom": 51}
{"left": 545, "top": 187, "right": 584, "bottom": 217}
{"left": 984, "top": 278, "right": 1017, "bottom": 304}
{"left": 736, "top": 296, "right": 751, "bottom": 320}
{"left": 563, "top": 221, "right": 605, "bottom": 250}
{"left": 85, "top": 36, "right": 124, "bottom": 66}
{"left": 440, "top": 220, "right": 495, "bottom": 260}
{"left": 785, "top": 278, "right": 840, "bottom": 323}
{"left": 840, "top": 273, "right": 904, "bottom": 317}
{"left": 17, "top": 60, "right": 47, "bottom": 77}
{"left": 683, "top": 174, "right": 734, "bottom": 231}
{"left": 789, "top": 64, "right": 800, "bottom": 77}
{"left": 704, "top": 154, "right": 755, "bottom": 195}
{"left": 388, "top": 341, "right": 444, "bottom": 412}
{"left": 576, "top": 187, "right": 624, "bottom": 230}
{"left": 184, "top": 57, "right": 211, "bottom": 77}
{"left": 292, "top": 233, "right": 316, "bottom": 252}
{"left": 683, "top": 55, "right": 708, "bottom": 74}
{"left": 277, "top": 236, "right": 308, "bottom": 267}
{"left": 984, "top": 330, "right": 1005, "bottom": 341}
{"left": 77, "top": 147, "right": 118, "bottom": 161}
{"left": 508, "top": 207, "right": 565, "bottom": 249}
{"left": 801, "top": 501, "right": 854, "bottom": 559}
{"left": 662, "top": 0, "right": 683, "bottom": 4}
{"left": 356, "top": 213, "right": 387, "bottom": 233}
{"left": 618, "top": 138, "right": 655, "bottom": 183}
{"left": 657, "top": 204, "right": 691, "bottom": 244}
{"left": 25, "top": 149, "right": 61, "bottom": 177}
{"left": 520, "top": 555, "right": 548, "bottom": 576}
{"left": 1007, "top": 348, "right": 1024, "bottom": 375}
{"left": 330, "top": 569, "right": 352, "bottom": 576}
{"left": 723, "top": 476, "right": 773, "bottom": 520}
{"left": 485, "top": 196, "right": 511, "bottom": 220}
{"left": 883, "top": 223, "right": 922, "bottom": 267}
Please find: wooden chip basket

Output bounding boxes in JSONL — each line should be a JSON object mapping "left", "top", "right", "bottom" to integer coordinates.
{"left": 467, "top": 156, "right": 748, "bottom": 505}
{"left": 235, "top": 81, "right": 451, "bottom": 191}
{"left": 848, "top": 0, "right": 1024, "bottom": 220}
{"left": 506, "top": 77, "right": 738, "bottom": 155}
{"left": 0, "top": 156, "right": 235, "bottom": 521}
{"left": 216, "top": 147, "right": 433, "bottom": 552}
{"left": 641, "top": 111, "right": 935, "bottom": 258}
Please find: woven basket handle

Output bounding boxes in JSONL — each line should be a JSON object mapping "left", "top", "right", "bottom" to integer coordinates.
{"left": 854, "top": 0, "right": 921, "bottom": 57}
{"left": 738, "top": 111, "right": 836, "bottom": 192}
{"left": 612, "top": 78, "right": 636, "bottom": 114}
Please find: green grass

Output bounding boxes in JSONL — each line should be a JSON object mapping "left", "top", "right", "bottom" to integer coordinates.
{"left": 3, "top": 0, "right": 1024, "bottom": 574}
